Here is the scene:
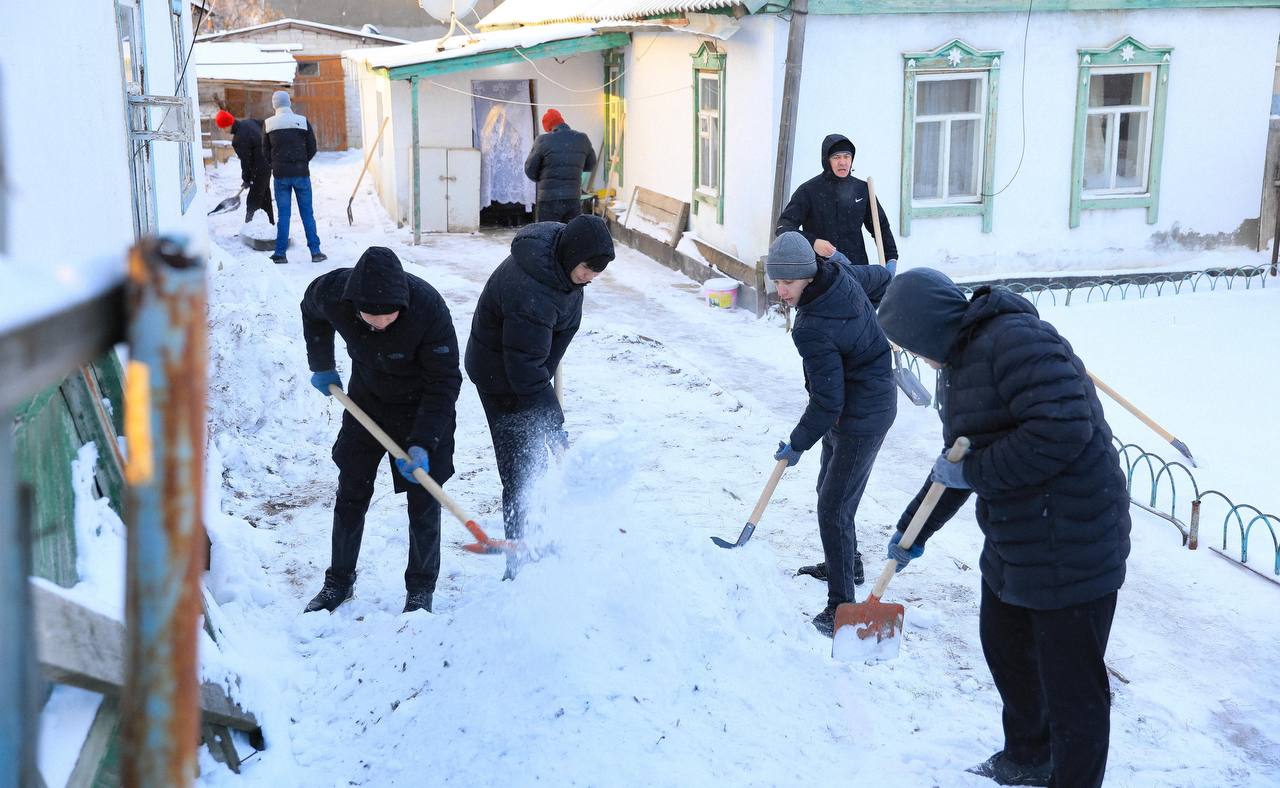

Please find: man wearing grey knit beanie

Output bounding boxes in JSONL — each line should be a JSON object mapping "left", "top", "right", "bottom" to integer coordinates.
{"left": 767, "top": 231, "right": 897, "bottom": 637}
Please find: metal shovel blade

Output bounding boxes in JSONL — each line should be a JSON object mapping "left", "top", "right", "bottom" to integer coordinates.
{"left": 893, "top": 351, "right": 932, "bottom": 407}
{"left": 208, "top": 192, "right": 242, "bottom": 216}
{"left": 831, "top": 597, "right": 904, "bottom": 662}
{"left": 710, "top": 522, "right": 755, "bottom": 549}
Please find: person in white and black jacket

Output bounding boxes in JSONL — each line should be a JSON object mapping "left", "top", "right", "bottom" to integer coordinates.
{"left": 263, "top": 90, "right": 325, "bottom": 264}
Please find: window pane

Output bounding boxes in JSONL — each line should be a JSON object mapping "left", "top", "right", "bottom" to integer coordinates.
{"left": 699, "top": 75, "right": 719, "bottom": 111}
{"left": 1083, "top": 113, "right": 1111, "bottom": 190}
{"left": 1088, "top": 71, "right": 1150, "bottom": 108}
{"left": 913, "top": 121, "right": 943, "bottom": 199}
{"left": 918, "top": 78, "right": 980, "bottom": 116}
{"left": 1116, "top": 111, "right": 1148, "bottom": 189}
{"left": 708, "top": 115, "right": 720, "bottom": 188}
{"left": 949, "top": 119, "right": 980, "bottom": 198}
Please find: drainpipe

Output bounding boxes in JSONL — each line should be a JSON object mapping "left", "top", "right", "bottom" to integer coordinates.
{"left": 411, "top": 76, "right": 421, "bottom": 245}
{"left": 120, "top": 238, "right": 207, "bottom": 787}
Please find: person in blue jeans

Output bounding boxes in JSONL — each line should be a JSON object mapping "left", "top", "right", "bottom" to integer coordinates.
{"left": 262, "top": 90, "right": 326, "bottom": 263}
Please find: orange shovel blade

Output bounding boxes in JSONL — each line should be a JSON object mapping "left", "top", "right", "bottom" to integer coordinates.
{"left": 831, "top": 597, "right": 905, "bottom": 662}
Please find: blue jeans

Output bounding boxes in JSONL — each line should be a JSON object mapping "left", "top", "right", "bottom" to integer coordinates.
{"left": 274, "top": 176, "right": 321, "bottom": 256}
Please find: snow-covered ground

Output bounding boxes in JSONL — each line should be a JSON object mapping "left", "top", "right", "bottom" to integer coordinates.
{"left": 190, "top": 152, "right": 1280, "bottom": 787}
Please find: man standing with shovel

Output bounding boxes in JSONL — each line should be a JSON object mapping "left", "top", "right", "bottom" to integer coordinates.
{"left": 300, "top": 246, "right": 461, "bottom": 614}
{"left": 877, "top": 268, "right": 1131, "bottom": 788}
{"left": 767, "top": 231, "right": 895, "bottom": 636}
{"left": 214, "top": 110, "right": 273, "bottom": 225}
{"left": 465, "top": 214, "right": 614, "bottom": 579}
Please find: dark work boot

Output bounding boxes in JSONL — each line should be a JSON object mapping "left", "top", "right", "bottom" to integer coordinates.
{"left": 304, "top": 571, "right": 355, "bottom": 613}
{"left": 796, "top": 561, "right": 827, "bottom": 582}
{"left": 311, "top": 252, "right": 328, "bottom": 263}
{"left": 269, "top": 254, "right": 288, "bottom": 265}
{"left": 811, "top": 604, "right": 838, "bottom": 638}
{"left": 966, "top": 751, "right": 1052, "bottom": 786}
{"left": 403, "top": 589, "right": 433, "bottom": 614}
{"left": 854, "top": 551, "right": 865, "bottom": 586}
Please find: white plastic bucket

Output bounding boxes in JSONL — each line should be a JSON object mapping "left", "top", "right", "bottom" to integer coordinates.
{"left": 703, "top": 277, "right": 739, "bottom": 310}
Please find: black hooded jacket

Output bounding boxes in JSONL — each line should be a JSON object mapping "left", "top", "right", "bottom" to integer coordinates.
{"left": 776, "top": 134, "right": 899, "bottom": 266}
{"left": 886, "top": 287, "right": 1131, "bottom": 610}
{"left": 301, "top": 248, "right": 462, "bottom": 477}
{"left": 788, "top": 253, "right": 895, "bottom": 450}
{"left": 230, "top": 119, "right": 270, "bottom": 184}
{"left": 465, "top": 222, "right": 606, "bottom": 421}
{"left": 524, "top": 123, "right": 597, "bottom": 202}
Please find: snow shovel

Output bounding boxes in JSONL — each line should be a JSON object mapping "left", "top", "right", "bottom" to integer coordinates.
{"left": 328, "top": 385, "right": 518, "bottom": 555}
{"left": 866, "top": 177, "right": 931, "bottom": 407}
{"left": 346, "top": 116, "right": 390, "bottom": 225}
{"left": 711, "top": 459, "right": 788, "bottom": 549}
{"left": 832, "top": 436, "right": 970, "bottom": 661}
{"left": 1087, "top": 371, "right": 1197, "bottom": 467}
{"left": 208, "top": 188, "right": 244, "bottom": 216}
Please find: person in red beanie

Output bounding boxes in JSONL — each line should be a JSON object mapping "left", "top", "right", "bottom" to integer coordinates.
{"left": 524, "top": 108, "right": 596, "bottom": 222}
{"left": 216, "top": 109, "right": 274, "bottom": 225}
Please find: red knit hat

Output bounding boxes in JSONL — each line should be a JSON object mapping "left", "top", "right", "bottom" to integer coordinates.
{"left": 215, "top": 110, "right": 235, "bottom": 129}
{"left": 541, "top": 108, "right": 564, "bottom": 132}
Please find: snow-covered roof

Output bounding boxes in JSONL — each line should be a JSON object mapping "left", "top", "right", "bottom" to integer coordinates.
{"left": 479, "top": 0, "right": 738, "bottom": 28}
{"left": 197, "top": 18, "right": 410, "bottom": 45}
{"left": 348, "top": 22, "right": 603, "bottom": 71}
{"left": 195, "top": 42, "right": 297, "bottom": 84}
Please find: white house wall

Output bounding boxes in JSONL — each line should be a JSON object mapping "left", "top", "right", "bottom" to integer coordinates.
{"left": 0, "top": 2, "right": 207, "bottom": 265}
{"left": 368, "top": 51, "right": 608, "bottom": 229}
{"left": 794, "top": 8, "right": 1279, "bottom": 273}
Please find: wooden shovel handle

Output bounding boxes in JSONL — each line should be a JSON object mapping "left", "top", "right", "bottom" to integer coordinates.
{"left": 869, "top": 436, "right": 971, "bottom": 599}
{"left": 328, "top": 384, "right": 472, "bottom": 526}
{"left": 749, "top": 459, "right": 789, "bottom": 526}
{"left": 349, "top": 117, "right": 391, "bottom": 202}
{"left": 867, "top": 176, "right": 888, "bottom": 267}
{"left": 1087, "top": 371, "right": 1177, "bottom": 445}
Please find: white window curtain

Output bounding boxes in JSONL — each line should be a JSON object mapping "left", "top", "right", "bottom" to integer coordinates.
{"left": 912, "top": 75, "right": 983, "bottom": 203}
{"left": 1083, "top": 70, "right": 1152, "bottom": 194}
{"left": 471, "top": 80, "right": 536, "bottom": 210}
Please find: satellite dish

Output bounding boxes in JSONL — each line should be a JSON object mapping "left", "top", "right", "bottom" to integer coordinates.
{"left": 419, "top": 0, "right": 478, "bottom": 24}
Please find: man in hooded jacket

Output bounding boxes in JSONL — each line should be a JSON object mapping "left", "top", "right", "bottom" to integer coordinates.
{"left": 877, "top": 268, "right": 1131, "bottom": 788}
{"left": 776, "top": 133, "right": 898, "bottom": 267}
{"left": 300, "top": 247, "right": 461, "bottom": 614}
{"left": 767, "top": 231, "right": 896, "bottom": 636}
{"left": 465, "top": 214, "right": 614, "bottom": 576}
{"left": 524, "top": 108, "right": 596, "bottom": 223}
{"left": 214, "top": 110, "right": 273, "bottom": 224}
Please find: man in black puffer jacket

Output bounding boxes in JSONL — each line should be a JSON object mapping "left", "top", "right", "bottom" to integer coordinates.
{"left": 215, "top": 110, "right": 273, "bottom": 224}
{"left": 466, "top": 215, "right": 614, "bottom": 577}
{"left": 300, "top": 247, "right": 462, "bottom": 615}
{"left": 524, "top": 108, "right": 596, "bottom": 222}
{"left": 768, "top": 231, "right": 896, "bottom": 636}
{"left": 878, "top": 268, "right": 1131, "bottom": 788}
{"left": 776, "top": 133, "right": 898, "bottom": 267}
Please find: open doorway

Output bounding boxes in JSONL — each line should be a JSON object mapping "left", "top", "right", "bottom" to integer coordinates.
{"left": 472, "top": 79, "right": 536, "bottom": 227}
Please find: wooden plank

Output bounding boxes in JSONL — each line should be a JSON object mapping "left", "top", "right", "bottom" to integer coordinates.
{"left": 67, "top": 695, "right": 119, "bottom": 788}
{"left": 30, "top": 581, "right": 260, "bottom": 732}
{"left": 628, "top": 186, "right": 691, "bottom": 248}
{"left": 15, "top": 388, "right": 83, "bottom": 587}
{"left": 770, "top": 0, "right": 807, "bottom": 238}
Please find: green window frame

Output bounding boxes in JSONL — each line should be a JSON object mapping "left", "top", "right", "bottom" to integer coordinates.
{"left": 602, "top": 49, "right": 625, "bottom": 191}
{"left": 1069, "top": 36, "right": 1172, "bottom": 228}
{"left": 901, "top": 40, "right": 1002, "bottom": 237}
{"left": 691, "top": 41, "right": 726, "bottom": 224}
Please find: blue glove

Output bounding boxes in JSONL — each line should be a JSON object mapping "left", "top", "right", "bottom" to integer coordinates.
{"left": 887, "top": 531, "right": 924, "bottom": 573}
{"left": 774, "top": 441, "right": 803, "bottom": 467}
{"left": 885, "top": 259, "right": 898, "bottom": 276}
{"left": 931, "top": 449, "right": 970, "bottom": 489}
{"left": 547, "top": 428, "right": 569, "bottom": 455}
{"left": 395, "top": 446, "right": 430, "bottom": 483}
{"left": 310, "top": 370, "right": 342, "bottom": 396}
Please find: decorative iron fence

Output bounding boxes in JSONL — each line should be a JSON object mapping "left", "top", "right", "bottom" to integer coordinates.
{"left": 958, "top": 264, "right": 1272, "bottom": 307}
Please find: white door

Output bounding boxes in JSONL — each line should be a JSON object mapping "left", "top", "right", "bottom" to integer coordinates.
{"left": 446, "top": 148, "right": 481, "bottom": 232}
{"left": 414, "top": 147, "right": 448, "bottom": 233}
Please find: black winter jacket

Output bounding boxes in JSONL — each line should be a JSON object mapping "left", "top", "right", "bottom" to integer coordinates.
{"left": 264, "top": 108, "right": 317, "bottom": 179}
{"left": 788, "top": 253, "right": 895, "bottom": 450}
{"left": 776, "top": 134, "right": 898, "bottom": 266}
{"left": 899, "top": 288, "right": 1131, "bottom": 610}
{"left": 524, "top": 124, "right": 596, "bottom": 202}
{"left": 301, "top": 248, "right": 461, "bottom": 480}
{"left": 465, "top": 223, "right": 596, "bottom": 422}
{"left": 230, "top": 119, "right": 270, "bottom": 184}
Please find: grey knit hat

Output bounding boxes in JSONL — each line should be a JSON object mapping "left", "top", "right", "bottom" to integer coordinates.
{"left": 272, "top": 90, "right": 291, "bottom": 109}
{"left": 766, "top": 232, "right": 818, "bottom": 280}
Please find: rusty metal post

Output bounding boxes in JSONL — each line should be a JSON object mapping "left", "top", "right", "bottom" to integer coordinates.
{"left": 0, "top": 420, "right": 39, "bottom": 788}
{"left": 1189, "top": 499, "right": 1201, "bottom": 551}
{"left": 121, "top": 238, "right": 207, "bottom": 787}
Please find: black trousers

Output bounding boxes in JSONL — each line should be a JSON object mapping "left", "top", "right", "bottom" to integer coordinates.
{"left": 814, "top": 428, "right": 886, "bottom": 607}
{"left": 327, "top": 410, "right": 441, "bottom": 593}
{"left": 478, "top": 394, "right": 556, "bottom": 541}
{"left": 245, "top": 172, "right": 274, "bottom": 224}
{"left": 980, "top": 582, "right": 1118, "bottom": 788}
{"left": 535, "top": 198, "right": 581, "bottom": 223}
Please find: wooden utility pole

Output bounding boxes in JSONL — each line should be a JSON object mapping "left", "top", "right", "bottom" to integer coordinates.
{"left": 769, "top": 0, "right": 808, "bottom": 239}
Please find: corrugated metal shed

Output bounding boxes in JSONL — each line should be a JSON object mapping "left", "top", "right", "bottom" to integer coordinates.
{"left": 479, "top": 0, "right": 739, "bottom": 29}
